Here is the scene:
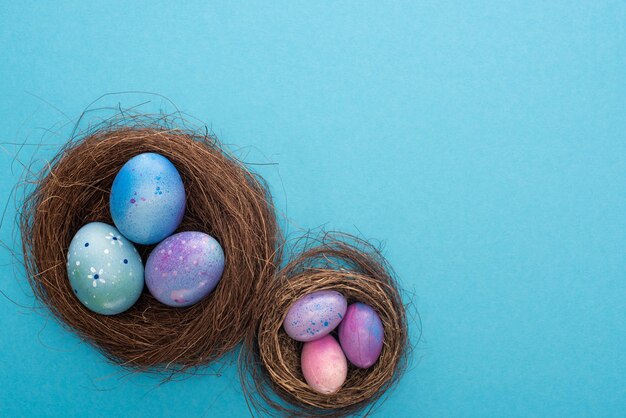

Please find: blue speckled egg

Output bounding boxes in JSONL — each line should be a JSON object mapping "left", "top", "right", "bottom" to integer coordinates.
{"left": 110, "top": 153, "right": 186, "bottom": 245}
{"left": 145, "top": 231, "right": 225, "bottom": 307}
{"left": 66, "top": 222, "right": 144, "bottom": 315}
{"left": 283, "top": 290, "right": 347, "bottom": 342}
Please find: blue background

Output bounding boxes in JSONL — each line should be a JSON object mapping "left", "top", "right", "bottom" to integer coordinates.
{"left": 1, "top": 1, "right": 625, "bottom": 417}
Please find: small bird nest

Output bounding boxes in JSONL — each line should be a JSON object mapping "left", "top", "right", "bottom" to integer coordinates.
{"left": 20, "top": 123, "right": 280, "bottom": 372}
{"left": 240, "top": 235, "right": 409, "bottom": 417}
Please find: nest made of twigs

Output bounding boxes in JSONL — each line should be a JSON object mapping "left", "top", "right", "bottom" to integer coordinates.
{"left": 20, "top": 123, "right": 280, "bottom": 371}
{"left": 240, "top": 235, "right": 409, "bottom": 417}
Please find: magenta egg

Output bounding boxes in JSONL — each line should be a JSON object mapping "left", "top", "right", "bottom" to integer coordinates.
{"left": 338, "top": 303, "right": 384, "bottom": 368}
{"left": 145, "top": 231, "right": 225, "bottom": 307}
{"left": 283, "top": 290, "right": 347, "bottom": 342}
{"left": 301, "top": 335, "right": 347, "bottom": 394}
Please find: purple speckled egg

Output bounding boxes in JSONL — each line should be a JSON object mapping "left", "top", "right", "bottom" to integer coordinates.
{"left": 283, "top": 290, "right": 347, "bottom": 342}
{"left": 145, "top": 231, "right": 225, "bottom": 307}
{"left": 301, "top": 334, "right": 347, "bottom": 394}
{"left": 338, "top": 302, "right": 384, "bottom": 368}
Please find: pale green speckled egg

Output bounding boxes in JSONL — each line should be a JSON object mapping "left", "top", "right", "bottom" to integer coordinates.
{"left": 66, "top": 222, "right": 144, "bottom": 315}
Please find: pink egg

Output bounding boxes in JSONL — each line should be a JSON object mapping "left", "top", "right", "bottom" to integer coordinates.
{"left": 338, "top": 303, "right": 384, "bottom": 368}
{"left": 301, "top": 335, "right": 348, "bottom": 394}
{"left": 283, "top": 290, "right": 347, "bottom": 342}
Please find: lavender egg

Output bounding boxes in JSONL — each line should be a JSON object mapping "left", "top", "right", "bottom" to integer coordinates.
{"left": 283, "top": 290, "right": 347, "bottom": 342}
{"left": 338, "top": 302, "right": 384, "bottom": 368}
{"left": 110, "top": 153, "right": 186, "bottom": 245}
{"left": 145, "top": 231, "right": 225, "bottom": 307}
{"left": 301, "top": 335, "right": 348, "bottom": 394}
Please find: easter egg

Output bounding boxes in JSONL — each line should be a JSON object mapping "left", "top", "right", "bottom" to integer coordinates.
{"left": 283, "top": 290, "right": 347, "bottom": 342}
{"left": 66, "top": 222, "right": 144, "bottom": 315}
{"left": 338, "top": 302, "right": 384, "bottom": 368}
{"left": 145, "top": 231, "right": 225, "bottom": 307}
{"left": 301, "top": 335, "right": 348, "bottom": 394}
{"left": 110, "top": 152, "right": 186, "bottom": 245}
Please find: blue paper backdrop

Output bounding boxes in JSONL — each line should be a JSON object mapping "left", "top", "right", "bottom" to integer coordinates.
{"left": 1, "top": 1, "right": 625, "bottom": 417}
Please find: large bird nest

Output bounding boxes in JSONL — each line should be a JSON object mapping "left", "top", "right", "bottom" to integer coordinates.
{"left": 20, "top": 123, "right": 280, "bottom": 372}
